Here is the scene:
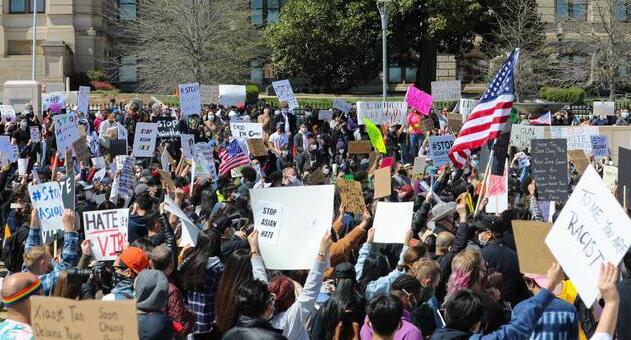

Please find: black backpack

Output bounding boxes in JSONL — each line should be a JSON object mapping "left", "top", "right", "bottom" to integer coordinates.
{"left": 2, "top": 225, "right": 29, "bottom": 273}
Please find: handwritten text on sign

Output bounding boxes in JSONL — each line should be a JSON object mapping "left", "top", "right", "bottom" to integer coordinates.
{"left": 53, "top": 113, "right": 79, "bottom": 157}
{"left": 28, "top": 182, "right": 64, "bottom": 244}
{"left": 83, "top": 209, "right": 129, "bottom": 261}
{"left": 230, "top": 122, "right": 263, "bottom": 139}
{"left": 254, "top": 201, "right": 282, "bottom": 246}
{"left": 531, "top": 139, "right": 569, "bottom": 202}
{"left": 428, "top": 135, "right": 455, "bottom": 167}
{"left": 132, "top": 122, "right": 158, "bottom": 158}
{"left": 272, "top": 79, "right": 299, "bottom": 110}
{"left": 178, "top": 83, "right": 201, "bottom": 117}
{"left": 357, "top": 101, "right": 408, "bottom": 125}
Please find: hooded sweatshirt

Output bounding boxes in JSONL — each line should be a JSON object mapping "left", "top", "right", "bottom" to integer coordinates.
{"left": 128, "top": 214, "right": 148, "bottom": 244}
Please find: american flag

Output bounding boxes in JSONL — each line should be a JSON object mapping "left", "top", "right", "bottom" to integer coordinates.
{"left": 448, "top": 49, "right": 520, "bottom": 168}
{"left": 529, "top": 111, "right": 552, "bottom": 125}
{"left": 218, "top": 140, "right": 251, "bottom": 176}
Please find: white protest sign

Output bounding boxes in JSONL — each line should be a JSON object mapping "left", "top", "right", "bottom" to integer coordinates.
{"left": 111, "top": 156, "right": 135, "bottom": 201}
{"left": 83, "top": 209, "right": 129, "bottom": 261}
{"left": 550, "top": 126, "right": 600, "bottom": 153}
{"left": 200, "top": 85, "right": 220, "bottom": 104}
{"left": 132, "top": 122, "right": 158, "bottom": 158}
{"left": 373, "top": 202, "right": 414, "bottom": 244}
{"left": 357, "top": 101, "right": 407, "bottom": 125}
{"left": 218, "top": 85, "right": 247, "bottom": 107}
{"left": 78, "top": 86, "right": 90, "bottom": 114}
{"left": 0, "top": 136, "right": 18, "bottom": 163}
{"left": 590, "top": 135, "right": 609, "bottom": 158}
{"left": 510, "top": 125, "right": 545, "bottom": 150}
{"left": 42, "top": 92, "right": 65, "bottom": 113}
{"left": 0, "top": 105, "right": 16, "bottom": 122}
{"left": 178, "top": 83, "right": 201, "bottom": 116}
{"left": 253, "top": 201, "right": 282, "bottom": 246}
{"left": 603, "top": 165, "right": 617, "bottom": 189}
{"left": 92, "top": 168, "right": 107, "bottom": 183}
{"left": 431, "top": 80, "right": 462, "bottom": 102}
{"left": 30, "top": 126, "right": 40, "bottom": 142}
{"left": 230, "top": 122, "right": 263, "bottom": 140}
{"left": 53, "top": 113, "right": 80, "bottom": 158}
{"left": 192, "top": 143, "right": 218, "bottom": 182}
{"left": 593, "top": 101, "right": 615, "bottom": 116}
{"left": 28, "top": 182, "right": 64, "bottom": 243}
{"left": 332, "top": 98, "right": 353, "bottom": 113}
{"left": 249, "top": 185, "right": 334, "bottom": 269}
{"left": 180, "top": 134, "right": 195, "bottom": 160}
{"left": 118, "top": 125, "right": 128, "bottom": 141}
{"left": 91, "top": 156, "right": 106, "bottom": 169}
{"left": 272, "top": 79, "right": 299, "bottom": 110}
{"left": 164, "top": 196, "right": 199, "bottom": 247}
{"left": 456, "top": 99, "right": 478, "bottom": 118}
{"left": 318, "top": 110, "right": 333, "bottom": 122}
{"left": 545, "top": 166, "right": 631, "bottom": 306}
{"left": 18, "top": 158, "right": 28, "bottom": 176}
{"left": 428, "top": 135, "right": 455, "bottom": 167}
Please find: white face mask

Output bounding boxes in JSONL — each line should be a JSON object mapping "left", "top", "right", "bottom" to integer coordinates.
{"left": 309, "top": 144, "right": 317, "bottom": 151}
{"left": 478, "top": 233, "right": 489, "bottom": 247}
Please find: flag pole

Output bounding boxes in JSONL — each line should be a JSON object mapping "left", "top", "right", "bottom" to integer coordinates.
{"left": 474, "top": 140, "right": 496, "bottom": 217}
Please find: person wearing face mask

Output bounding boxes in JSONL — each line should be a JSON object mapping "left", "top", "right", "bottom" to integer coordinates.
{"left": 293, "top": 123, "right": 309, "bottom": 154}
{"left": 295, "top": 133, "right": 321, "bottom": 175}
{"left": 616, "top": 109, "right": 631, "bottom": 126}
{"left": 269, "top": 122, "right": 290, "bottom": 171}
{"left": 11, "top": 118, "right": 31, "bottom": 153}
{"left": 590, "top": 113, "right": 610, "bottom": 126}
{"left": 102, "top": 246, "right": 150, "bottom": 301}
{"left": 273, "top": 101, "right": 297, "bottom": 137}
{"left": 281, "top": 166, "right": 302, "bottom": 186}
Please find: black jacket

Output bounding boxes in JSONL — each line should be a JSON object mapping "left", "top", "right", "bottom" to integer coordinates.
{"left": 617, "top": 278, "right": 631, "bottom": 339}
{"left": 430, "top": 327, "right": 471, "bottom": 340}
{"left": 480, "top": 240, "right": 530, "bottom": 306}
{"left": 222, "top": 316, "right": 287, "bottom": 340}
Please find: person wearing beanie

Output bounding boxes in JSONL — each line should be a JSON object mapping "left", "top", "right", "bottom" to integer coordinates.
{"left": 135, "top": 269, "right": 174, "bottom": 340}
{"left": 103, "top": 247, "right": 150, "bottom": 301}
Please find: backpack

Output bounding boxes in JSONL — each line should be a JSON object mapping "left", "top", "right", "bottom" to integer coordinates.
{"left": 2, "top": 225, "right": 29, "bottom": 273}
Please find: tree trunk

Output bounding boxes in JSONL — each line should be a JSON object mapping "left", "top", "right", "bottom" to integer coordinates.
{"left": 415, "top": 37, "right": 437, "bottom": 93}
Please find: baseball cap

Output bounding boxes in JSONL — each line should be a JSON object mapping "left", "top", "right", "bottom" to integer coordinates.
{"left": 119, "top": 247, "right": 149, "bottom": 274}
{"left": 471, "top": 214, "right": 505, "bottom": 233}
{"left": 430, "top": 201, "right": 457, "bottom": 222}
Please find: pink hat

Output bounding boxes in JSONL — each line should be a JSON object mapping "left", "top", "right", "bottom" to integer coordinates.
{"left": 523, "top": 273, "right": 563, "bottom": 296}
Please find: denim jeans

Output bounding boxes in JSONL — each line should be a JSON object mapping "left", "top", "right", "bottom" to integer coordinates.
{"left": 409, "top": 133, "right": 425, "bottom": 161}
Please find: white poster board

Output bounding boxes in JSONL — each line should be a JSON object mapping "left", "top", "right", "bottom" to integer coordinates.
{"left": 30, "top": 126, "right": 40, "bottom": 142}
{"left": 272, "top": 79, "right": 299, "bottom": 110}
{"left": 0, "top": 105, "right": 16, "bottom": 122}
{"left": 550, "top": 126, "right": 600, "bottom": 153}
{"left": 28, "top": 182, "right": 64, "bottom": 243}
{"left": 178, "top": 83, "right": 201, "bottom": 117}
{"left": 456, "top": 99, "right": 478, "bottom": 118}
{"left": 593, "top": 101, "right": 615, "bottom": 116}
{"left": 132, "top": 122, "right": 158, "bottom": 158}
{"left": 42, "top": 92, "right": 65, "bottom": 113}
{"left": 164, "top": 196, "right": 199, "bottom": 247}
{"left": 78, "top": 86, "right": 90, "bottom": 114}
{"left": 230, "top": 122, "right": 263, "bottom": 140}
{"left": 332, "top": 98, "right": 353, "bottom": 113}
{"left": 200, "top": 85, "right": 220, "bottom": 104}
{"left": 431, "top": 80, "right": 462, "bottom": 102}
{"left": 0, "top": 136, "right": 18, "bottom": 163}
{"left": 18, "top": 158, "right": 28, "bottom": 176}
{"left": 180, "top": 134, "right": 195, "bottom": 160}
{"left": 218, "top": 85, "right": 247, "bottom": 107}
{"left": 373, "top": 202, "right": 414, "bottom": 244}
{"left": 83, "top": 209, "right": 129, "bottom": 261}
{"left": 318, "top": 110, "right": 333, "bottom": 122}
{"left": 250, "top": 185, "right": 334, "bottom": 269}
{"left": 356, "top": 101, "right": 407, "bottom": 125}
{"left": 510, "top": 125, "right": 545, "bottom": 150}
{"left": 603, "top": 165, "right": 618, "bottom": 189}
{"left": 545, "top": 166, "right": 631, "bottom": 306}
{"left": 428, "top": 135, "right": 455, "bottom": 167}
{"left": 53, "top": 113, "right": 80, "bottom": 157}
{"left": 192, "top": 143, "right": 218, "bottom": 182}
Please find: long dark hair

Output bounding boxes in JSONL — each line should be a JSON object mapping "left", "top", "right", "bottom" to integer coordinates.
{"left": 322, "top": 277, "right": 365, "bottom": 340}
{"left": 214, "top": 249, "right": 254, "bottom": 333}
{"left": 357, "top": 253, "right": 390, "bottom": 294}
{"left": 176, "top": 229, "right": 221, "bottom": 291}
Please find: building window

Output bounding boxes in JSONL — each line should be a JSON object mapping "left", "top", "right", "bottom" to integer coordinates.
{"left": 250, "top": 0, "right": 284, "bottom": 26}
{"left": 405, "top": 67, "right": 417, "bottom": 83}
{"left": 556, "top": 0, "right": 588, "bottom": 21}
{"left": 10, "top": 0, "right": 44, "bottom": 13}
{"left": 389, "top": 65, "right": 402, "bottom": 83}
{"left": 119, "top": 0, "right": 137, "bottom": 20}
{"left": 614, "top": 1, "right": 631, "bottom": 22}
{"left": 251, "top": 0, "right": 264, "bottom": 26}
{"left": 267, "top": 0, "right": 282, "bottom": 23}
{"left": 250, "top": 61, "right": 263, "bottom": 83}
{"left": 119, "top": 56, "right": 137, "bottom": 83}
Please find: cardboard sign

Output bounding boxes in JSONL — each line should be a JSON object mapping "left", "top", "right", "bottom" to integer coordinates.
{"left": 337, "top": 178, "right": 367, "bottom": 214}
{"left": 318, "top": 110, "right": 333, "bottom": 122}
{"left": 78, "top": 86, "right": 90, "bottom": 113}
{"left": 253, "top": 200, "right": 282, "bottom": 246}
{"left": 431, "top": 80, "right": 462, "bottom": 102}
{"left": 28, "top": 182, "right": 64, "bottom": 243}
{"left": 447, "top": 113, "right": 463, "bottom": 133}
{"left": 53, "top": 113, "right": 80, "bottom": 157}
{"left": 603, "top": 165, "right": 617, "bottom": 189}
{"left": 83, "top": 209, "right": 129, "bottom": 261}
{"left": 457, "top": 98, "right": 478, "bottom": 118}
{"left": 132, "top": 122, "right": 158, "bottom": 158}
{"left": 618, "top": 147, "right": 631, "bottom": 205}
{"left": 406, "top": 86, "right": 433, "bottom": 115}
{"left": 31, "top": 296, "right": 139, "bottom": 340}
{"left": 374, "top": 167, "right": 391, "bottom": 199}
{"left": 550, "top": 126, "right": 599, "bottom": 153}
{"left": 246, "top": 138, "right": 268, "bottom": 157}
{"left": 308, "top": 167, "right": 326, "bottom": 185}
{"left": 30, "top": 126, "right": 41, "bottom": 142}
{"left": 590, "top": 135, "right": 609, "bottom": 158}
{"left": 332, "top": 98, "right": 352, "bottom": 113}
{"left": 512, "top": 220, "right": 555, "bottom": 275}
{"left": 72, "top": 136, "right": 91, "bottom": 163}
{"left": 593, "top": 101, "right": 615, "bottom": 116}
{"left": 357, "top": 101, "right": 408, "bottom": 125}
{"left": 510, "top": 125, "right": 545, "bottom": 150}
{"left": 164, "top": 196, "right": 199, "bottom": 247}
{"left": 42, "top": 92, "right": 65, "bottom": 113}
{"left": 0, "top": 105, "right": 16, "bottom": 122}
{"left": 109, "top": 139, "right": 127, "bottom": 157}
{"left": 348, "top": 141, "right": 372, "bottom": 155}
{"left": 218, "top": 85, "right": 247, "bottom": 106}
{"left": 428, "top": 135, "right": 455, "bottom": 167}
{"left": 200, "top": 84, "right": 220, "bottom": 104}
{"left": 250, "top": 185, "right": 334, "bottom": 269}
{"left": 568, "top": 150, "right": 590, "bottom": 175}
{"left": 156, "top": 118, "right": 180, "bottom": 139}
{"left": 272, "top": 79, "right": 299, "bottom": 110}
{"left": 178, "top": 82, "right": 201, "bottom": 116}
{"left": 412, "top": 156, "right": 426, "bottom": 175}
{"left": 546, "top": 166, "right": 631, "bottom": 306}
{"left": 157, "top": 169, "right": 176, "bottom": 191}
{"left": 373, "top": 202, "right": 414, "bottom": 244}
{"left": 531, "top": 139, "right": 568, "bottom": 202}
{"left": 230, "top": 122, "right": 263, "bottom": 139}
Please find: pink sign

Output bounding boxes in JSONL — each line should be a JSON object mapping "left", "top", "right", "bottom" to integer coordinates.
{"left": 380, "top": 156, "right": 394, "bottom": 169}
{"left": 406, "top": 86, "right": 433, "bottom": 115}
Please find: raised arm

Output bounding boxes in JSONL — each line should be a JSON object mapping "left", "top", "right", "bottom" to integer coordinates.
{"left": 248, "top": 230, "right": 268, "bottom": 283}
{"left": 590, "top": 263, "right": 619, "bottom": 340}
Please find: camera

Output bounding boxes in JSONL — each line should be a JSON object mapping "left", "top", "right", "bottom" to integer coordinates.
{"left": 66, "top": 262, "right": 115, "bottom": 292}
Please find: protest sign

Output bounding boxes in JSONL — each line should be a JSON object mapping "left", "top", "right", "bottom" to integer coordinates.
{"left": 510, "top": 125, "right": 545, "bottom": 150}
{"left": 272, "top": 79, "right": 299, "bottom": 110}
{"left": 230, "top": 122, "right": 263, "bottom": 139}
{"left": 373, "top": 202, "right": 414, "bottom": 244}
{"left": 485, "top": 165, "right": 508, "bottom": 214}
{"left": 363, "top": 117, "right": 387, "bottom": 153}
{"left": 428, "top": 135, "right": 455, "bottom": 167}
{"left": 337, "top": 178, "right": 367, "bottom": 214}
{"left": 253, "top": 201, "right": 282, "bottom": 246}
{"left": 59, "top": 175, "right": 75, "bottom": 211}
{"left": 568, "top": 150, "right": 590, "bottom": 175}
{"left": 357, "top": 102, "right": 407, "bottom": 125}
{"left": 531, "top": 139, "right": 568, "bottom": 202}
{"left": 157, "top": 169, "right": 176, "bottom": 191}
{"left": 457, "top": 99, "right": 478, "bottom": 118}
{"left": 593, "top": 101, "right": 615, "bottom": 116}
{"left": 603, "top": 165, "right": 618, "bottom": 189}
{"left": 110, "top": 156, "right": 134, "bottom": 200}
{"left": 546, "top": 166, "right": 631, "bottom": 306}
{"left": 160, "top": 148, "right": 175, "bottom": 171}
{"left": 618, "top": 147, "right": 631, "bottom": 205}
{"left": 180, "top": 134, "right": 195, "bottom": 160}
{"left": 332, "top": 98, "right": 352, "bottom": 113}
{"left": 164, "top": 195, "right": 199, "bottom": 247}
{"left": 28, "top": 182, "right": 64, "bottom": 243}
{"left": 83, "top": 209, "right": 129, "bottom": 261}
{"left": 406, "top": 86, "right": 433, "bottom": 115}
{"left": 193, "top": 143, "right": 218, "bottom": 182}
{"left": 0, "top": 136, "right": 17, "bottom": 163}
{"left": 250, "top": 185, "right": 334, "bottom": 269}
{"left": 132, "top": 122, "right": 158, "bottom": 158}
{"left": 512, "top": 220, "right": 555, "bottom": 275}
{"left": 42, "top": 92, "right": 65, "bottom": 113}
{"left": 118, "top": 125, "right": 128, "bottom": 142}
{"left": 200, "top": 84, "right": 219, "bottom": 104}
{"left": 431, "top": 80, "right": 461, "bottom": 102}
{"left": 53, "top": 113, "right": 79, "bottom": 157}
{"left": 348, "top": 141, "right": 372, "bottom": 155}
{"left": 78, "top": 86, "right": 90, "bottom": 113}
{"left": 550, "top": 126, "right": 599, "bottom": 153}
{"left": 374, "top": 167, "right": 391, "bottom": 199}
{"left": 92, "top": 168, "right": 107, "bottom": 183}
{"left": 109, "top": 139, "right": 127, "bottom": 157}
{"left": 30, "top": 126, "right": 40, "bottom": 142}
{"left": 18, "top": 158, "right": 28, "bottom": 176}
{"left": 156, "top": 117, "right": 180, "bottom": 139}
{"left": 178, "top": 82, "right": 201, "bottom": 116}
{"left": 31, "top": 296, "right": 139, "bottom": 340}
{"left": 318, "top": 110, "right": 333, "bottom": 122}
{"left": 92, "top": 157, "right": 106, "bottom": 169}
{"left": 72, "top": 136, "right": 91, "bottom": 163}
{"left": 0, "top": 105, "right": 16, "bottom": 122}
{"left": 590, "top": 135, "right": 609, "bottom": 158}
{"left": 218, "top": 85, "right": 247, "bottom": 106}
{"left": 246, "top": 138, "right": 268, "bottom": 157}
{"left": 308, "top": 167, "right": 325, "bottom": 185}
{"left": 412, "top": 156, "right": 426, "bottom": 175}
{"left": 447, "top": 113, "right": 463, "bottom": 133}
